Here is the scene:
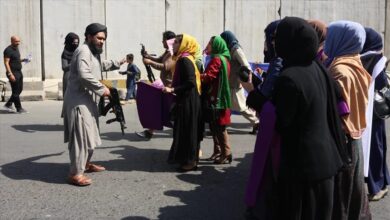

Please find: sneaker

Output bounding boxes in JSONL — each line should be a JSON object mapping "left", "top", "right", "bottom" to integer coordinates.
{"left": 368, "top": 188, "right": 388, "bottom": 201}
{"left": 17, "top": 108, "right": 29, "bottom": 114}
{"left": 249, "top": 123, "right": 259, "bottom": 135}
{"left": 135, "top": 130, "right": 153, "bottom": 140}
{"left": 3, "top": 104, "right": 15, "bottom": 113}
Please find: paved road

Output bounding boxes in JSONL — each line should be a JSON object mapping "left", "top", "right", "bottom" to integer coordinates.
{"left": 0, "top": 100, "right": 389, "bottom": 219}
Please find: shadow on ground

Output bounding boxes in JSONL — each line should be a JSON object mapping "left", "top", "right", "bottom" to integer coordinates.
{"left": 101, "top": 129, "right": 173, "bottom": 142}
{"left": 123, "top": 153, "right": 253, "bottom": 220}
{"left": 1, "top": 144, "right": 254, "bottom": 219}
{"left": 0, "top": 152, "right": 69, "bottom": 184}
{"left": 1, "top": 145, "right": 173, "bottom": 185}
{"left": 12, "top": 124, "right": 64, "bottom": 132}
{"left": 0, "top": 109, "right": 16, "bottom": 114}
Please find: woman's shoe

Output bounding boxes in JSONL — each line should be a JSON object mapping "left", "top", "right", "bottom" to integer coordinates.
{"left": 369, "top": 188, "right": 388, "bottom": 201}
{"left": 249, "top": 123, "right": 259, "bottom": 135}
{"left": 205, "top": 153, "right": 221, "bottom": 161}
{"left": 214, "top": 154, "right": 233, "bottom": 164}
{"left": 177, "top": 162, "right": 198, "bottom": 172}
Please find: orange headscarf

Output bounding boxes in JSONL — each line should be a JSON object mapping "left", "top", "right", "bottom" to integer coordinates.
{"left": 173, "top": 34, "right": 202, "bottom": 94}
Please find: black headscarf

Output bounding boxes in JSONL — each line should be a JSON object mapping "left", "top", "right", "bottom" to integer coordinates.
{"left": 84, "top": 23, "right": 107, "bottom": 38}
{"left": 220, "top": 30, "right": 240, "bottom": 51}
{"left": 64, "top": 32, "right": 79, "bottom": 51}
{"left": 361, "top": 27, "right": 383, "bottom": 54}
{"left": 275, "top": 17, "right": 318, "bottom": 67}
{"left": 62, "top": 32, "right": 79, "bottom": 60}
{"left": 263, "top": 20, "right": 280, "bottom": 63}
{"left": 360, "top": 27, "right": 384, "bottom": 81}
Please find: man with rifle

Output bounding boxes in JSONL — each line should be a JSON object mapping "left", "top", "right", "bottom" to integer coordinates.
{"left": 63, "top": 23, "right": 126, "bottom": 186}
{"left": 136, "top": 31, "right": 177, "bottom": 140}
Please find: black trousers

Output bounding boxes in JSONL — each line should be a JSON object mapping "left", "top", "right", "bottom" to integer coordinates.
{"left": 276, "top": 176, "right": 335, "bottom": 220}
{"left": 6, "top": 70, "right": 23, "bottom": 109}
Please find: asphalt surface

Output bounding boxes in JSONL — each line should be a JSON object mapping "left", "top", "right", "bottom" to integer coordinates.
{"left": 0, "top": 100, "right": 389, "bottom": 220}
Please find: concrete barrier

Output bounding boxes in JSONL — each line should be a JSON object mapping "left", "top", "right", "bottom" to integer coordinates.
{"left": 56, "top": 79, "right": 128, "bottom": 100}
{"left": 3, "top": 81, "right": 45, "bottom": 101}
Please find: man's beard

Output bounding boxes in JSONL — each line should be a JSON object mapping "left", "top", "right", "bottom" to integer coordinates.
{"left": 88, "top": 42, "right": 103, "bottom": 54}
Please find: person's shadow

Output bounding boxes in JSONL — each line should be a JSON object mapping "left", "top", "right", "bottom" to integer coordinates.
{"left": 0, "top": 145, "right": 173, "bottom": 185}
{"left": 0, "top": 152, "right": 69, "bottom": 184}
{"left": 12, "top": 124, "right": 64, "bottom": 133}
{"left": 122, "top": 153, "right": 253, "bottom": 220}
{"left": 2, "top": 146, "right": 254, "bottom": 219}
{"left": 159, "top": 155, "right": 252, "bottom": 220}
{"left": 0, "top": 109, "right": 16, "bottom": 114}
{"left": 100, "top": 129, "right": 173, "bottom": 142}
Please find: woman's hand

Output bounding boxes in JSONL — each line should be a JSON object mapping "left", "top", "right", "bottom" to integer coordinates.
{"left": 162, "top": 87, "right": 174, "bottom": 93}
{"left": 143, "top": 58, "right": 152, "bottom": 65}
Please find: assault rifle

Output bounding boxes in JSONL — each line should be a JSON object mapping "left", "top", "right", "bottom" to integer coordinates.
{"left": 99, "top": 88, "right": 126, "bottom": 135}
{"left": 140, "top": 43, "right": 156, "bottom": 83}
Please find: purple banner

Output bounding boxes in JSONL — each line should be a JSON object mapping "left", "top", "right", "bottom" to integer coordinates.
{"left": 136, "top": 82, "right": 174, "bottom": 130}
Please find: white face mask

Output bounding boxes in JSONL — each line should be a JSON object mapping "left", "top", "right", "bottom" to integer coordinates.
{"left": 166, "top": 39, "right": 175, "bottom": 56}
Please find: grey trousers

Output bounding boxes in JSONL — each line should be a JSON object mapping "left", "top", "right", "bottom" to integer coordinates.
{"left": 332, "top": 137, "right": 371, "bottom": 220}
{"left": 67, "top": 108, "right": 95, "bottom": 176}
{"left": 230, "top": 87, "right": 259, "bottom": 125}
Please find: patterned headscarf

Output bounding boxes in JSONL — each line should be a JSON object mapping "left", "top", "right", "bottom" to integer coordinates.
{"left": 324, "top": 20, "right": 366, "bottom": 66}
{"left": 210, "top": 36, "right": 231, "bottom": 109}
{"left": 174, "top": 34, "right": 202, "bottom": 94}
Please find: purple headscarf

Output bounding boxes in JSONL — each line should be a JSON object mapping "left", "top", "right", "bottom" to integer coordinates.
{"left": 324, "top": 20, "right": 366, "bottom": 66}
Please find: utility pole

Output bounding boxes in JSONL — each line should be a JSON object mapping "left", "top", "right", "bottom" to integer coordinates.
{"left": 40, "top": 0, "right": 45, "bottom": 81}
{"left": 385, "top": 0, "right": 390, "bottom": 60}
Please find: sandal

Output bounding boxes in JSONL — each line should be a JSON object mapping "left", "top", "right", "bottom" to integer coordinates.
{"left": 85, "top": 163, "right": 106, "bottom": 172}
{"left": 68, "top": 175, "right": 92, "bottom": 186}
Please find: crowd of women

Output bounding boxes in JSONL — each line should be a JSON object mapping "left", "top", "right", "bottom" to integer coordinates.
{"left": 60, "top": 16, "right": 389, "bottom": 219}
{"left": 155, "top": 17, "right": 389, "bottom": 220}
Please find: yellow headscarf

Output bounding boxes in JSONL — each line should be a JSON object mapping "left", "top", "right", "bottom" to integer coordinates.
{"left": 174, "top": 34, "right": 202, "bottom": 94}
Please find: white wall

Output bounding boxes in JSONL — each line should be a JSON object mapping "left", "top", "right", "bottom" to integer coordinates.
{"left": 0, "top": 0, "right": 41, "bottom": 78}
{"left": 0, "top": 0, "right": 388, "bottom": 81}
{"left": 225, "top": 0, "right": 280, "bottom": 63}
{"left": 166, "top": 0, "right": 224, "bottom": 49}
{"left": 280, "top": 0, "right": 385, "bottom": 34}
{"left": 42, "top": 0, "right": 105, "bottom": 79}
{"left": 105, "top": 0, "right": 165, "bottom": 80}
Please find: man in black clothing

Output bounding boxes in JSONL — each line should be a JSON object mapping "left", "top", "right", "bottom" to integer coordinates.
{"left": 3, "top": 35, "right": 29, "bottom": 113}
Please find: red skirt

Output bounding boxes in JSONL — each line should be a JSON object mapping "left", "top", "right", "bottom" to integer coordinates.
{"left": 218, "top": 109, "right": 231, "bottom": 125}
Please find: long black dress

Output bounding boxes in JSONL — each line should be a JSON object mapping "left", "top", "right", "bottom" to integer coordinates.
{"left": 168, "top": 57, "right": 203, "bottom": 165}
{"left": 272, "top": 17, "right": 345, "bottom": 220}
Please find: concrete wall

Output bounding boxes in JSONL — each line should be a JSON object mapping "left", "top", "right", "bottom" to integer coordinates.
{"left": 105, "top": 0, "right": 165, "bottom": 80}
{"left": 225, "top": 0, "right": 280, "bottom": 62}
{"left": 0, "top": 0, "right": 41, "bottom": 78}
{"left": 0, "top": 0, "right": 388, "bottom": 81}
{"left": 42, "top": 0, "right": 105, "bottom": 79}
{"left": 166, "top": 0, "right": 224, "bottom": 48}
{"left": 280, "top": 0, "right": 386, "bottom": 43}
{"left": 385, "top": 0, "right": 390, "bottom": 61}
